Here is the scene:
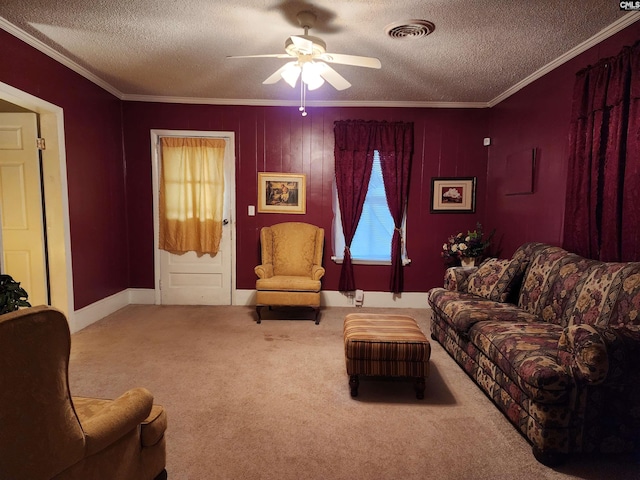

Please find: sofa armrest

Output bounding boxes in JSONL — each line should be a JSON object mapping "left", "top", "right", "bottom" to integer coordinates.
{"left": 255, "top": 264, "right": 273, "bottom": 279}
{"left": 444, "top": 266, "right": 477, "bottom": 292}
{"left": 311, "top": 265, "right": 325, "bottom": 281}
{"left": 82, "top": 388, "right": 154, "bottom": 456}
{"left": 558, "top": 324, "right": 640, "bottom": 385}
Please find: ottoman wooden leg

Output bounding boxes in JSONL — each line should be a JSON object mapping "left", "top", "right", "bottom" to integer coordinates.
{"left": 349, "top": 374, "right": 359, "bottom": 397}
{"left": 415, "top": 377, "right": 426, "bottom": 399}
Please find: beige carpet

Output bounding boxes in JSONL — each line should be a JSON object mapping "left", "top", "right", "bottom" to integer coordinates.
{"left": 69, "top": 305, "right": 639, "bottom": 480}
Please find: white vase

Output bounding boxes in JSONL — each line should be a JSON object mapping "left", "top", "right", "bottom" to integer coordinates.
{"left": 461, "top": 257, "right": 476, "bottom": 268}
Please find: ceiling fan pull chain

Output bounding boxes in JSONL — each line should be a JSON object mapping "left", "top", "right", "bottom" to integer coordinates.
{"left": 300, "top": 80, "right": 308, "bottom": 117}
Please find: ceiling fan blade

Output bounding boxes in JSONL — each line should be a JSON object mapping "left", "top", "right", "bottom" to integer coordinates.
{"left": 319, "top": 53, "right": 381, "bottom": 69}
{"left": 263, "top": 62, "right": 299, "bottom": 85}
{"left": 227, "top": 54, "right": 292, "bottom": 59}
{"left": 290, "top": 36, "right": 314, "bottom": 54}
{"left": 318, "top": 63, "right": 351, "bottom": 91}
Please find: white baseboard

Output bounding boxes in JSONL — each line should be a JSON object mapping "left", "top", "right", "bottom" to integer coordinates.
{"left": 234, "top": 289, "right": 255, "bottom": 306}
{"left": 128, "top": 288, "right": 156, "bottom": 305}
{"left": 71, "top": 288, "right": 429, "bottom": 333}
{"left": 70, "top": 288, "right": 156, "bottom": 333}
{"left": 71, "top": 290, "right": 129, "bottom": 333}
{"left": 234, "top": 289, "right": 427, "bottom": 309}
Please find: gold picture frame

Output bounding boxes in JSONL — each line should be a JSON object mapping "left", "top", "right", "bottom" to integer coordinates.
{"left": 257, "top": 172, "right": 306, "bottom": 214}
{"left": 430, "top": 177, "right": 477, "bottom": 213}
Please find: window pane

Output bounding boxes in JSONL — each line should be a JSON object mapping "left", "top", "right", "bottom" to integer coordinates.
{"left": 350, "top": 152, "right": 393, "bottom": 261}
{"left": 333, "top": 151, "right": 408, "bottom": 264}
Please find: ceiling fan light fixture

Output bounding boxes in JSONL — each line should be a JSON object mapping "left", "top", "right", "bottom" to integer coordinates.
{"left": 305, "top": 75, "right": 324, "bottom": 91}
{"left": 229, "top": 9, "right": 380, "bottom": 116}
{"left": 281, "top": 64, "right": 301, "bottom": 88}
{"left": 301, "top": 62, "right": 325, "bottom": 90}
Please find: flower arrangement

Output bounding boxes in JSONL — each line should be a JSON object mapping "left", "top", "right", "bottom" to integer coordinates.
{"left": 441, "top": 223, "right": 494, "bottom": 263}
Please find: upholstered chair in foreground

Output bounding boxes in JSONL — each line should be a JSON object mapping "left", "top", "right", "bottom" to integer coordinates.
{"left": 255, "top": 222, "right": 325, "bottom": 324}
{"left": 0, "top": 306, "right": 167, "bottom": 480}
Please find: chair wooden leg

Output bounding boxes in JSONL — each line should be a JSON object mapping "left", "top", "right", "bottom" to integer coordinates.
{"left": 256, "top": 306, "right": 262, "bottom": 324}
{"left": 415, "top": 377, "right": 426, "bottom": 399}
{"left": 349, "top": 375, "right": 359, "bottom": 397}
{"left": 314, "top": 307, "right": 320, "bottom": 325}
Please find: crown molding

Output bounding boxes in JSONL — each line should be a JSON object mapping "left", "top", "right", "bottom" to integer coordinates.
{"left": 0, "top": 16, "right": 124, "bottom": 99}
{"left": 121, "top": 93, "right": 488, "bottom": 109}
{"left": 488, "top": 12, "right": 640, "bottom": 107}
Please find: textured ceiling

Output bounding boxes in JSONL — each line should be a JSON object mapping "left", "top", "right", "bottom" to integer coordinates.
{"left": 1, "top": 1, "right": 638, "bottom": 107}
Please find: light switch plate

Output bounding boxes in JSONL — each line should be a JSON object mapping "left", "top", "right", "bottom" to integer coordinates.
{"left": 248, "top": 205, "right": 255, "bottom": 216}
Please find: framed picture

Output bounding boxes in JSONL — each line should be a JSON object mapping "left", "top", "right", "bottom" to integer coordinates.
{"left": 430, "top": 177, "right": 476, "bottom": 213}
{"left": 257, "top": 172, "right": 306, "bottom": 214}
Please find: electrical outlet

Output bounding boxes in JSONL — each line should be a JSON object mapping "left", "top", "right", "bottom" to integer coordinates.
{"left": 354, "top": 289, "right": 364, "bottom": 306}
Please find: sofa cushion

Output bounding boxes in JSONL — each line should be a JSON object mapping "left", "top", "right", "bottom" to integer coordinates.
{"left": 469, "top": 321, "right": 571, "bottom": 403}
{"left": 444, "top": 266, "right": 477, "bottom": 292}
{"left": 511, "top": 242, "right": 548, "bottom": 264}
{"left": 568, "top": 262, "right": 640, "bottom": 327}
{"left": 429, "top": 288, "right": 538, "bottom": 335}
{"left": 467, "top": 257, "right": 528, "bottom": 303}
{"left": 518, "top": 246, "right": 573, "bottom": 322}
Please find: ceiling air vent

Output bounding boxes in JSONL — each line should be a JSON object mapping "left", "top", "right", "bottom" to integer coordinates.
{"left": 385, "top": 19, "right": 435, "bottom": 39}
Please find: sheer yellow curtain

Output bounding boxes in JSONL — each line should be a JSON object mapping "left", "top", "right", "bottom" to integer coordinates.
{"left": 159, "top": 137, "right": 226, "bottom": 255}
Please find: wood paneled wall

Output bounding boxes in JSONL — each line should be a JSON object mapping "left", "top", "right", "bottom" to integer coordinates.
{"left": 0, "top": 30, "right": 128, "bottom": 310}
{"left": 122, "top": 103, "right": 490, "bottom": 293}
{"left": 485, "top": 20, "right": 640, "bottom": 258}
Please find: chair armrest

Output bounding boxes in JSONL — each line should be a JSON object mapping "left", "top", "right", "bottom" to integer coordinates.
{"left": 311, "top": 265, "right": 325, "bottom": 281}
{"left": 558, "top": 324, "right": 640, "bottom": 385}
{"left": 255, "top": 264, "right": 273, "bottom": 279}
{"left": 82, "top": 387, "right": 154, "bottom": 456}
{"left": 444, "top": 266, "right": 477, "bottom": 292}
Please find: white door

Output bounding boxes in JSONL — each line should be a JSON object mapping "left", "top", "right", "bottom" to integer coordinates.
{"left": 154, "top": 132, "right": 235, "bottom": 305}
{"left": 0, "top": 112, "right": 48, "bottom": 305}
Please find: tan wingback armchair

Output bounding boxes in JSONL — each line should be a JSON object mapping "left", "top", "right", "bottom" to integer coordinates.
{"left": 255, "top": 222, "right": 325, "bottom": 324}
{"left": 0, "top": 306, "right": 167, "bottom": 480}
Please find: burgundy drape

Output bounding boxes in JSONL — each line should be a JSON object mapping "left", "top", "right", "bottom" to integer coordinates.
{"left": 334, "top": 121, "right": 375, "bottom": 291}
{"left": 563, "top": 41, "right": 640, "bottom": 262}
{"left": 379, "top": 124, "right": 414, "bottom": 293}
{"left": 334, "top": 120, "right": 414, "bottom": 293}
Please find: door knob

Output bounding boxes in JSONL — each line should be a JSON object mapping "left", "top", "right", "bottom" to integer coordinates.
{"left": 223, "top": 219, "right": 229, "bottom": 225}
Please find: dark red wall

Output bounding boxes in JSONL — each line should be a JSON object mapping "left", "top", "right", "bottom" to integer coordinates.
{"left": 4, "top": 18, "right": 638, "bottom": 308}
{"left": 1, "top": 30, "right": 129, "bottom": 309}
{"left": 122, "top": 103, "right": 490, "bottom": 292}
{"left": 485, "top": 21, "right": 640, "bottom": 258}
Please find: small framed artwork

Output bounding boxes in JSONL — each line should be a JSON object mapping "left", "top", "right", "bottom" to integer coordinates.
{"left": 257, "top": 172, "right": 306, "bottom": 214}
{"left": 430, "top": 177, "right": 477, "bottom": 213}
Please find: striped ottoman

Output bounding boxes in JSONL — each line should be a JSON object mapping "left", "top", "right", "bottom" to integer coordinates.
{"left": 343, "top": 313, "right": 431, "bottom": 399}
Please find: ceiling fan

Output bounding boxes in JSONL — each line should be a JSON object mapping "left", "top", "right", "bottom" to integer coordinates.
{"left": 227, "top": 10, "right": 382, "bottom": 93}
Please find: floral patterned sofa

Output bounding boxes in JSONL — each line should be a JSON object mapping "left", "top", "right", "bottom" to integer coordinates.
{"left": 428, "top": 242, "right": 640, "bottom": 465}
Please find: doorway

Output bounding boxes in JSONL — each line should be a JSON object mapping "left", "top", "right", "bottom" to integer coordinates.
{"left": 0, "top": 112, "right": 49, "bottom": 306}
{"left": 151, "top": 130, "right": 236, "bottom": 305}
{"left": 0, "top": 82, "right": 73, "bottom": 320}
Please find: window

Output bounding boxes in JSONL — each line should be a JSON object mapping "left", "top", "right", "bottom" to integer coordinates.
{"left": 332, "top": 151, "right": 409, "bottom": 265}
